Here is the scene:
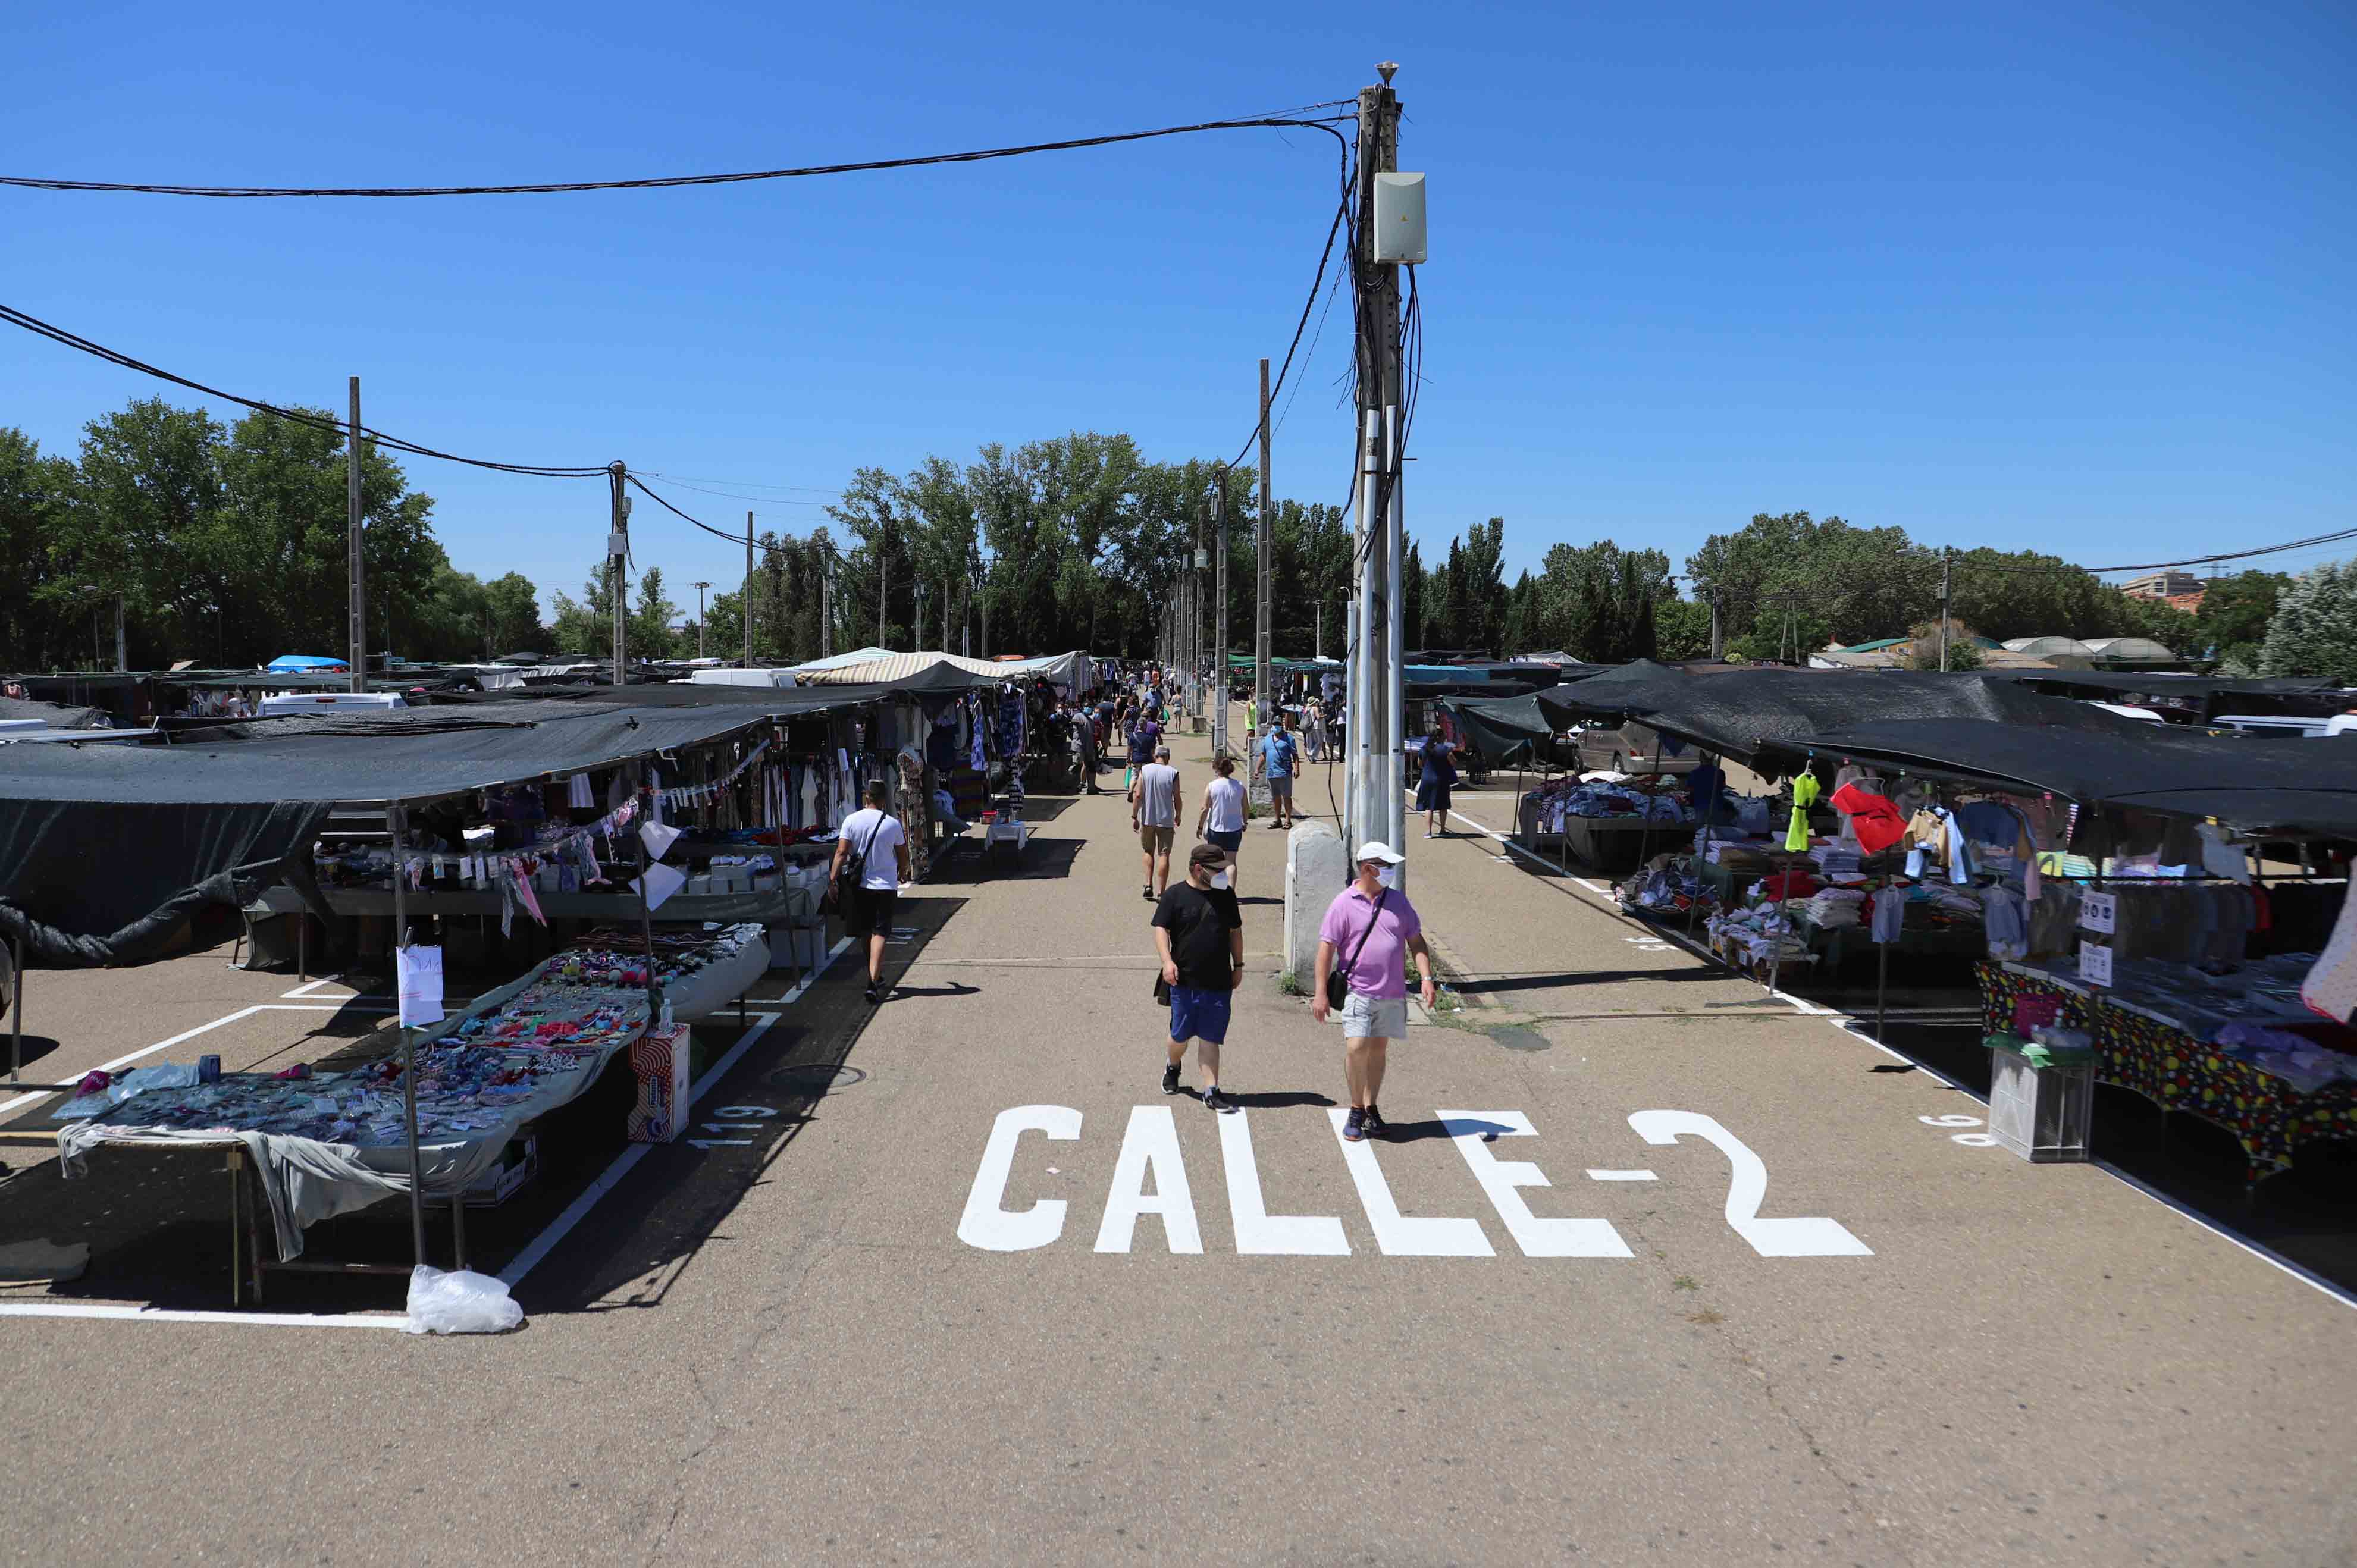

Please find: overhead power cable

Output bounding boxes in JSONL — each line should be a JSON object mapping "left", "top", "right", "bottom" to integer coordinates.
{"left": 625, "top": 473, "right": 767, "bottom": 547}
{"left": 0, "top": 301, "right": 607, "bottom": 478}
{"left": 1953, "top": 527, "right": 2357, "bottom": 577}
{"left": 632, "top": 475, "right": 832, "bottom": 507}
{"left": 0, "top": 112, "right": 1352, "bottom": 198}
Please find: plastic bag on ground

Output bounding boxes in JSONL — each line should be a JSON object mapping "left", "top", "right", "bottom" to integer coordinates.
{"left": 403, "top": 1264, "right": 525, "bottom": 1335}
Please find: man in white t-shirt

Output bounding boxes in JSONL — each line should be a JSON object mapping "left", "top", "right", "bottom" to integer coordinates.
{"left": 829, "top": 779, "right": 911, "bottom": 1005}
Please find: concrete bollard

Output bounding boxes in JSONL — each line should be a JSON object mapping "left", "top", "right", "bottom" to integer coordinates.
{"left": 1284, "top": 820, "right": 1347, "bottom": 986}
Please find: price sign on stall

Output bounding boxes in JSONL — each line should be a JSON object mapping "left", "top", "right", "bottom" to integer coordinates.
{"left": 2077, "top": 939, "right": 2114, "bottom": 987}
{"left": 2079, "top": 889, "right": 2117, "bottom": 934}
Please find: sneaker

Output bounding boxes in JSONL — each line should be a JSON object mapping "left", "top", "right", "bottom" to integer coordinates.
{"left": 1161, "top": 1064, "right": 1182, "bottom": 1096}
{"left": 1342, "top": 1106, "right": 1366, "bottom": 1143}
{"left": 863, "top": 983, "right": 884, "bottom": 1005}
{"left": 1143, "top": 885, "right": 1155, "bottom": 900}
{"left": 1201, "top": 1086, "right": 1236, "bottom": 1114}
{"left": 1361, "top": 1104, "right": 1389, "bottom": 1139}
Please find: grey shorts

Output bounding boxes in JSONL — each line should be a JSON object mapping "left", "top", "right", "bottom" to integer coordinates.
{"left": 1267, "top": 774, "right": 1293, "bottom": 799}
{"left": 1338, "top": 992, "right": 1409, "bottom": 1040}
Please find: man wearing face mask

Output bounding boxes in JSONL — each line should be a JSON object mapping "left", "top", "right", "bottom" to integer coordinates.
{"left": 1311, "top": 842, "right": 1436, "bottom": 1141}
{"left": 1152, "top": 841, "right": 1245, "bottom": 1112}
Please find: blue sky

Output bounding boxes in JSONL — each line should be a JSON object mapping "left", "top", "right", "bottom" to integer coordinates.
{"left": 5, "top": 1, "right": 2352, "bottom": 614}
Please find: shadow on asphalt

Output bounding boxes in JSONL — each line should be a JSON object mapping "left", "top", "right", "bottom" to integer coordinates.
{"left": 1, "top": 1035, "right": 62, "bottom": 1071}
{"left": 0, "top": 899, "right": 972, "bottom": 1315}
{"left": 1221, "top": 1090, "right": 1337, "bottom": 1110}
{"left": 1452, "top": 967, "right": 1741, "bottom": 995}
{"left": 1855, "top": 1017, "right": 2357, "bottom": 1297}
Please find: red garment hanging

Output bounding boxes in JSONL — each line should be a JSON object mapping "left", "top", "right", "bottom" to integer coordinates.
{"left": 1829, "top": 783, "right": 1908, "bottom": 855}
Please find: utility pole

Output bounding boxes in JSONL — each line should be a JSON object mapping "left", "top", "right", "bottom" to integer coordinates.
{"left": 346, "top": 376, "right": 366, "bottom": 692}
{"left": 690, "top": 582, "right": 711, "bottom": 659}
{"left": 1939, "top": 547, "right": 1954, "bottom": 672}
{"left": 1350, "top": 65, "right": 1406, "bottom": 865}
{"left": 943, "top": 573, "right": 951, "bottom": 654}
{"left": 1214, "top": 466, "right": 1230, "bottom": 755}
{"left": 742, "top": 513, "right": 754, "bottom": 666}
{"left": 1193, "top": 494, "right": 1208, "bottom": 726}
{"left": 1707, "top": 588, "right": 1723, "bottom": 662}
{"left": 112, "top": 593, "right": 126, "bottom": 672}
{"left": 821, "top": 547, "right": 834, "bottom": 660}
{"left": 1255, "top": 357, "right": 1272, "bottom": 736}
{"left": 607, "top": 461, "right": 629, "bottom": 688}
{"left": 1315, "top": 598, "right": 1323, "bottom": 663}
{"left": 877, "top": 525, "right": 889, "bottom": 651}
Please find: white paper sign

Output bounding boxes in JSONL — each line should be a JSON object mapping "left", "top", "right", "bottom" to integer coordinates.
{"left": 640, "top": 820, "right": 682, "bottom": 861}
{"left": 634, "top": 861, "right": 688, "bottom": 911}
{"left": 2079, "top": 889, "right": 2117, "bottom": 934}
{"left": 396, "top": 945, "right": 445, "bottom": 1026}
{"left": 2077, "top": 939, "right": 2113, "bottom": 988}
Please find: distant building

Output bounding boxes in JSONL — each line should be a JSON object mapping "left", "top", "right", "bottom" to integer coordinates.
{"left": 2122, "top": 570, "right": 2202, "bottom": 601}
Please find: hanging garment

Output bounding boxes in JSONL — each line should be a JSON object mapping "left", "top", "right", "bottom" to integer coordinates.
{"left": 1829, "top": 783, "right": 1908, "bottom": 855}
{"left": 1784, "top": 772, "right": 1821, "bottom": 853}
{"left": 2303, "top": 890, "right": 2357, "bottom": 1023}
{"left": 1981, "top": 886, "right": 2027, "bottom": 959}
{"left": 567, "top": 773, "right": 595, "bottom": 809}
{"left": 1870, "top": 887, "right": 1905, "bottom": 945}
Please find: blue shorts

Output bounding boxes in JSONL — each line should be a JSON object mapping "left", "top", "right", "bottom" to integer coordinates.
{"left": 1205, "top": 827, "right": 1243, "bottom": 854}
{"left": 1168, "top": 983, "right": 1232, "bottom": 1045}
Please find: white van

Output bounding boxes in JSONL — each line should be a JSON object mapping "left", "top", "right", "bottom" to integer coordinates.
{"left": 258, "top": 691, "right": 408, "bottom": 716}
{"left": 2214, "top": 713, "right": 2357, "bottom": 738}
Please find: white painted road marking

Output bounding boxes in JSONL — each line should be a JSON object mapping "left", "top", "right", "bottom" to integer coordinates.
{"left": 1629, "top": 1110, "right": 1872, "bottom": 1258}
{"left": 1438, "top": 1111, "right": 1632, "bottom": 1257}
{"left": 958, "top": 1104, "right": 1083, "bottom": 1252}
{"left": 1326, "top": 1108, "right": 1493, "bottom": 1257}
{"left": 1218, "top": 1109, "right": 1350, "bottom": 1255}
{"left": 1095, "top": 1105, "right": 1203, "bottom": 1254}
{"left": 1586, "top": 1169, "right": 1659, "bottom": 1181}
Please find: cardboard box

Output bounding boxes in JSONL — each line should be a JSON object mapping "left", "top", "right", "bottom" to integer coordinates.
{"left": 625, "top": 1023, "right": 694, "bottom": 1143}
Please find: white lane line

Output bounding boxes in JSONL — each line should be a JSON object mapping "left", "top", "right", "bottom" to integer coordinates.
{"left": 1456, "top": 808, "right": 2357, "bottom": 1315}
{"left": 280, "top": 976, "right": 342, "bottom": 999}
{"left": 499, "top": 936, "right": 852, "bottom": 1289}
{"left": 1585, "top": 1169, "right": 1659, "bottom": 1181}
{"left": 0, "top": 1303, "right": 406, "bottom": 1329}
{"left": 0, "top": 1003, "right": 371, "bottom": 1117}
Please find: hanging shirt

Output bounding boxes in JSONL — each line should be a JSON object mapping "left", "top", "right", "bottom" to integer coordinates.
{"left": 1870, "top": 888, "right": 1906, "bottom": 944}
{"left": 1784, "top": 772, "right": 1822, "bottom": 853}
{"left": 1829, "top": 783, "right": 1908, "bottom": 855}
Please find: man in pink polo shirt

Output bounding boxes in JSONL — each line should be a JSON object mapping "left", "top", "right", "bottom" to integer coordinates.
{"left": 1311, "top": 841, "right": 1437, "bottom": 1142}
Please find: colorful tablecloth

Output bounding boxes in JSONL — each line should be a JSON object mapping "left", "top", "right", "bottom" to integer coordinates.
{"left": 1976, "top": 959, "right": 2357, "bottom": 1181}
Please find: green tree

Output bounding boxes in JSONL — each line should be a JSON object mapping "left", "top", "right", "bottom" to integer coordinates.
{"left": 1654, "top": 596, "right": 1712, "bottom": 661}
{"left": 482, "top": 572, "right": 547, "bottom": 656}
{"left": 631, "top": 566, "right": 679, "bottom": 657}
{"left": 2259, "top": 562, "right": 2357, "bottom": 683}
{"left": 2193, "top": 572, "right": 2287, "bottom": 667}
{"left": 0, "top": 428, "right": 79, "bottom": 670}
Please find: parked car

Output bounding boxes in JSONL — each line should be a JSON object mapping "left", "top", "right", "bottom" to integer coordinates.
{"left": 1575, "top": 721, "right": 1701, "bottom": 775}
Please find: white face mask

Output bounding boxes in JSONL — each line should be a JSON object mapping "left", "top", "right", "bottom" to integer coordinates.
{"left": 1210, "top": 871, "right": 1230, "bottom": 890}
{"left": 1377, "top": 864, "right": 1401, "bottom": 889}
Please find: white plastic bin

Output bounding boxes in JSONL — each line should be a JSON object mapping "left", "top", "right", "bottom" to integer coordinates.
{"left": 1987, "top": 1048, "right": 2093, "bottom": 1162}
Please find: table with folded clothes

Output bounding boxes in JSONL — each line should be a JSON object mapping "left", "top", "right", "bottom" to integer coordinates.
{"left": 1977, "top": 952, "right": 2357, "bottom": 1182}
{"left": 1519, "top": 774, "right": 1701, "bottom": 871}
{"left": 55, "top": 924, "right": 767, "bottom": 1260}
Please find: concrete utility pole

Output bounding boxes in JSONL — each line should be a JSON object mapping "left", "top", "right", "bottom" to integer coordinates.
{"left": 1193, "top": 494, "right": 1208, "bottom": 724}
{"left": 346, "top": 376, "right": 366, "bottom": 692}
{"left": 608, "top": 462, "right": 629, "bottom": 688}
{"left": 1214, "top": 467, "right": 1230, "bottom": 755}
{"left": 743, "top": 513, "right": 754, "bottom": 666}
{"left": 877, "top": 524, "right": 889, "bottom": 651}
{"left": 1707, "top": 588, "right": 1724, "bottom": 661}
{"left": 1255, "top": 357, "right": 1272, "bottom": 733}
{"left": 690, "top": 582, "right": 712, "bottom": 659}
{"left": 1939, "top": 547, "right": 1954, "bottom": 672}
{"left": 1349, "top": 67, "right": 1405, "bottom": 865}
{"left": 112, "top": 594, "right": 126, "bottom": 672}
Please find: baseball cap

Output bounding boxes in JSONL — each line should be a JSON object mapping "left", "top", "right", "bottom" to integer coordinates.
{"left": 1355, "top": 841, "right": 1406, "bottom": 865}
{"left": 1188, "top": 841, "right": 1229, "bottom": 868}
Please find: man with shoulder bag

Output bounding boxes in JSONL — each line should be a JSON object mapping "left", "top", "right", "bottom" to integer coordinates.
{"left": 829, "top": 780, "right": 911, "bottom": 1005}
{"left": 1311, "top": 842, "right": 1437, "bottom": 1141}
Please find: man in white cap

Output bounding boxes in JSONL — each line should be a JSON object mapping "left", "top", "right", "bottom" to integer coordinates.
{"left": 1310, "top": 841, "right": 1437, "bottom": 1141}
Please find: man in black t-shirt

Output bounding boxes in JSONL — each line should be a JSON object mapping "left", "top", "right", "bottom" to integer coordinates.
{"left": 1151, "top": 841, "right": 1245, "bottom": 1112}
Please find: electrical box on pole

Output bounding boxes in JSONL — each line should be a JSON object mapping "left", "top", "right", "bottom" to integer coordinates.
{"left": 1370, "top": 173, "right": 1427, "bottom": 264}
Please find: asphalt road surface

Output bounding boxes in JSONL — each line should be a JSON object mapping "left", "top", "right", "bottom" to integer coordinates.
{"left": 4, "top": 712, "right": 2353, "bottom": 1565}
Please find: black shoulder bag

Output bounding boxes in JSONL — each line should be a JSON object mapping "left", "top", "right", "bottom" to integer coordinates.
{"left": 1325, "top": 889, "right": 1389, "bottom": 1010}
{"left": 825, "top": 812, "right": 885, "bottom": 915}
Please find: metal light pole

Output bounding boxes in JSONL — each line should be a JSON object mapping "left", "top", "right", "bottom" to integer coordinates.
{"left": 690, "top": 582, "right": 711, "bottom": 659}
